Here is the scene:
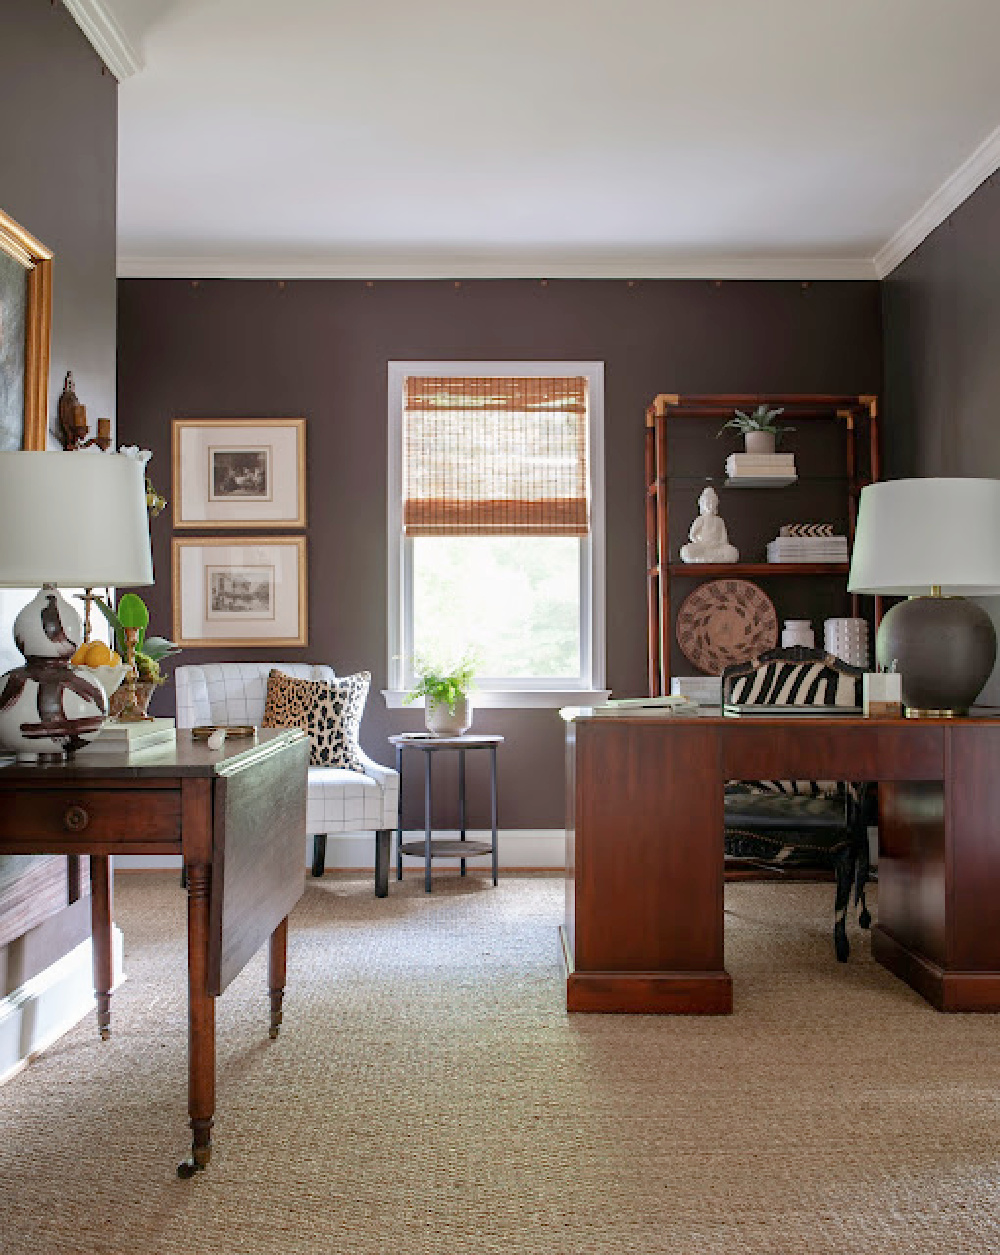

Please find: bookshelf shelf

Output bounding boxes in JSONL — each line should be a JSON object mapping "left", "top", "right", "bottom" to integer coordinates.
{"left": 644, "top": 393, "right": 882, "bottom": 696}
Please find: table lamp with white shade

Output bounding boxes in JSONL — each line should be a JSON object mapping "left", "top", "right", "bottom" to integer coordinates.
{"left": 0, "top": 451, "right": 153, "bottom": 760}
{"left": 848, "top": 477, "right": 1000, "bottom": 716}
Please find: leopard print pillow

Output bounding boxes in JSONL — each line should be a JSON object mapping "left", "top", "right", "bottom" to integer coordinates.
{"left": 262, "top": 669, "right": 370, "bottom": 771}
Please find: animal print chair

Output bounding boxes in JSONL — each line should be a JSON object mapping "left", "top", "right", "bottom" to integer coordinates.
{"left": 721, "top": 646, "right": 873, "bottom": 961}
{"left": 174, "top": 663, "right": 398, "bottom": 896}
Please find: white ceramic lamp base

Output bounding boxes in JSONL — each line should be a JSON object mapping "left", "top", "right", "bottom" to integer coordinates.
{"left": 0, "top": 585, "right": 108, "bottom": 762}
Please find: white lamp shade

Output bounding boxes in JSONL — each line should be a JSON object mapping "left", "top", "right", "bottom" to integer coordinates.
{"left": 0, "top": 452, "right": 153, "bottom": 588}
{"left": 848, "top": 477, "right": 1000, "bottom": 596}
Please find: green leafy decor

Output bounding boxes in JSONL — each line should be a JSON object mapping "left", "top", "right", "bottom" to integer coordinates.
{"left": 716, "top": 403, "right": 794, "bottom": 443}
{"left": 93, "top": 593, "right": 180, "bottom": 686}
{"left": 404, "top": 653, "right": 477, "bottom": 714}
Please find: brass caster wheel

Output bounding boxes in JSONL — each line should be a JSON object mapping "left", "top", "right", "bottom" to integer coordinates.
{"left": 268, "top": 1026, "right": 280, "bottom": 1040}
{"left": 99, "top": 1028, "right": 111, "bottom": 1042}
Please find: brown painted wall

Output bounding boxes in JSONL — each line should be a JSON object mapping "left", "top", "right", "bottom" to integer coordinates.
{"left": 118, "top": 277, "right": 882, "bottom": 827}
{"left": 882, "top": 174, "right": 1000, "bottom": 703}
{"left": 0, "top": 2, "right": 117, "bottom": 947}
{"left": 0, "top": 0, "right": 118, "bottom": 430}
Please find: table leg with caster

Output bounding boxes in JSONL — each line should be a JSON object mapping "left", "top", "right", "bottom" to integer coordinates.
{"left": 268, "top": 915, "right": 288, "bottom": 1040}
{"left": 178, "top": 860, "right": 215, "bottom": 1179}
{"left": 89, "top": 854, "right": 113, "bottom": 1041}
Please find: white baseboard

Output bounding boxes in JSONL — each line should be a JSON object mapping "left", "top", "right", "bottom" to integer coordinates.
{"left": 113, "top": 829, "right": 565, "bottom": 873}
{"left": 0, "top": 928, "right": 124, "bottom": 1086}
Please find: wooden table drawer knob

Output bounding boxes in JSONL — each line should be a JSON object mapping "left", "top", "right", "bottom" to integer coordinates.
{"left": 63, "top": 804, "right": 90, "bottom": 832}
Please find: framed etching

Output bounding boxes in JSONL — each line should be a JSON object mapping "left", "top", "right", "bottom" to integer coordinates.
{"left": 172, "top": 418, "right": 306, "bottom": 528}
{"left": 172, "top": 536, "right": 307, "bottom": 647}
{"left": 0, "top": 209, "right": 53, "bottom": 452}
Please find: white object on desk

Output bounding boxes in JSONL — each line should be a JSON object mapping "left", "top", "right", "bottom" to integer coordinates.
{"left": 864, "top": 672, "right": 902, "bottom": 718}
{"left": 207, "top": 728, "right": 227, "bottom": 750}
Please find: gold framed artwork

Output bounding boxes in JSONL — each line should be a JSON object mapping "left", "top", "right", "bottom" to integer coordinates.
{"left": 0, "top": 208, "right": 53, "bottom": 452}
{"left": 172, "top": 536, "right": 308, "bottom": 648}
{"left": 172, "top": 417, "right": 307, "bottom": 528}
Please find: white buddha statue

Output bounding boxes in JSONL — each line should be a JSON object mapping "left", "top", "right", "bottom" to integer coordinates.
{"left": 680, "top": 486, "right": 739, "bottom": 563}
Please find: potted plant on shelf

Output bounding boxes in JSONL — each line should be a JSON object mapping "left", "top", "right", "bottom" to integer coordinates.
{"left": 91, "top": 593, "right": 180, "bottom": 717}
{"left": 404, "top": 653, "right": 477, "bottom": 736}
{"left": 717, "top": 404, "right": 794, "bottom": 455}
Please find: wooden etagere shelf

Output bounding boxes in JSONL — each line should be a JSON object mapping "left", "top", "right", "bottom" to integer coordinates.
{"left": 645, "top": 393, "right": 882, "bottom": 697}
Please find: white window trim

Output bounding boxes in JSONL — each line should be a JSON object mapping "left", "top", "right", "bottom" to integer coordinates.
{"left": 385, "top": 360, "right": 607, "bottom": 710}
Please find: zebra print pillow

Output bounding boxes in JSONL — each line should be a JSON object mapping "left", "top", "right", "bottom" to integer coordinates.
{"left": 727, "top": 657, "right": 861, "bottom": 708}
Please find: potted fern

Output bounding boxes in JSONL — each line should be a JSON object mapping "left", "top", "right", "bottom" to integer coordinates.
{"left": 717, "top": 404, "right": 793, "bottom": 455}
{"left": 405, "top": 653, "right": 477, "bottom": 736}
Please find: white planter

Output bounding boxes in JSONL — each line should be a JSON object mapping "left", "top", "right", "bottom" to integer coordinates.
{"left": 744, "top": 430, "right": 776, "bottom": 455}
{"left": 425, "top": 694, "right": 472, "bottom": 736}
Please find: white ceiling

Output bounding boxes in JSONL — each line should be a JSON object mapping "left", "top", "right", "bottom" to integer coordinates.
{"left": 93, "top": 0, "right": 1000, "bottom": 278}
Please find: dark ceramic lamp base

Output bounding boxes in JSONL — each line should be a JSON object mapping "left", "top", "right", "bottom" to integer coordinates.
{"left": 876, "top": 594, "right": 997, "bottom": 716}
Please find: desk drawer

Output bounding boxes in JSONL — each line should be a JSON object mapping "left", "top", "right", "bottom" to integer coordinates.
{"left": 0, "top": 789, "right": 182, "bottom": 854}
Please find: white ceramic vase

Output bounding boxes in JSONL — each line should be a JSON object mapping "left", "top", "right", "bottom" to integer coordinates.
{"left": 744, "top": 430, "right": 776, "bottom": 455}
{"left": 0, "top": 586, "right": 108, "bottom": 761}
{"left": 425, "top": 694, "right": 472, "bottom": 737}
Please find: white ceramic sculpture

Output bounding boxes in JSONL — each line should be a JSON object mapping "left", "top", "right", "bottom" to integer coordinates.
{"left": 680, "top": 486, "right": 739, "bottom": 564}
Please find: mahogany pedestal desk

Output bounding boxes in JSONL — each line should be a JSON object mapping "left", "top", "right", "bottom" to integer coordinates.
{"left": 562, "top": 711, "right": 1000, "bottom": 1015}
{"left": 0, "top": 728, "right": 309, "bottom": 1175}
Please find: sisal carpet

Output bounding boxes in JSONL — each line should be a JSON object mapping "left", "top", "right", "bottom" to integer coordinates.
{"left": 1, "top": 873, "right": 999, "bottom": 1254}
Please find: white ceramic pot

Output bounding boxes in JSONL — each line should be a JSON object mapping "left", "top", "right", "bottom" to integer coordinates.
{"left": 744, "top": 430, "right": 776, "bottom": 455}
{"left": 781, "top": 620, "right": 815, "bottom": 649}
{"left": 425, "top": 694, "right": 472, "bottom": 737}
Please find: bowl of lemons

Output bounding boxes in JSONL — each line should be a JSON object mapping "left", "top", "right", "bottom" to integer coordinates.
{"left": 70, "top": 640, "right": 130, "bottom": 706}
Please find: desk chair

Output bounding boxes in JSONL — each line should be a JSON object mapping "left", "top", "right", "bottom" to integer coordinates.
{"left": 721, "top": 646, "right": 872, "bottom": 961}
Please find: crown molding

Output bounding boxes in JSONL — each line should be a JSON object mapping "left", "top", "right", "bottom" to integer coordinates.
{"left": 116, "top": 253, "right": 878, "bottom": 281}
{"left": 63, "top": 0, "right": 143, "bottom": 81}
{"left": 874, "top": 122, "right": 1000, "bottom": 278}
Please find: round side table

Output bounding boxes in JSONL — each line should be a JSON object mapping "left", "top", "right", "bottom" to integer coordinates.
{"left": 389, "top": 734, "right": 503, "bottom": 893}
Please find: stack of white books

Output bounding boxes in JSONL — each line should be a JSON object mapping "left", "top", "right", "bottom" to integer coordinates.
{"left": 670, "top": 676, "right": 723, "bottom": 706}
{"left": 77, "top": 716, "right": 177, "bottom": 757}
{"left": 766, "top": 534, "right": 849, "bottom": 563}
{"left": 725, "top": 453, "right": 797, "bottom": 486}
{"left": 589, "top": 695, "right": 697, "bottom": 717}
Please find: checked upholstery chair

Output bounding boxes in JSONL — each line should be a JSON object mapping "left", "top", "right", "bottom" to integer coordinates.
{"left": 721, "top": 646, "right": 873, "bottom": 962}
{"left": 174, "top": 663, "right": 399, "bottom": 896}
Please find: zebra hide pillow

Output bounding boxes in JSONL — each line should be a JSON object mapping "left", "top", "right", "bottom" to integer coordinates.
{"left": 262, "top": 668, "right": 370, "bottom": 770}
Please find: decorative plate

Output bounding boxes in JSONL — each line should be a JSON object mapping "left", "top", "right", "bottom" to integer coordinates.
{"left": 676, "top": 580, "right": 778, "bottom": 675}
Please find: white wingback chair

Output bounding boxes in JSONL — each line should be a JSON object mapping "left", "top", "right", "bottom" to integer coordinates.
{"left": 174, "top": 663, "right": 399, "bottom": 896}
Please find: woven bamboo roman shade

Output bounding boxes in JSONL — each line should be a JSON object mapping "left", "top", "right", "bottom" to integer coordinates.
{"left": 402, "top": 376, "right": 589, "bottom": 536}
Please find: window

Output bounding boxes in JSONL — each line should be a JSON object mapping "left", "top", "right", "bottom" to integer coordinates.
{"left": 386, "top": 362, "right": 606, "bottom": 707}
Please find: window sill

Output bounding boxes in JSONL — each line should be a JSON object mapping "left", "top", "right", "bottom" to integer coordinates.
{"left": 381, "top": 689, "right": 611, "bottom": 711}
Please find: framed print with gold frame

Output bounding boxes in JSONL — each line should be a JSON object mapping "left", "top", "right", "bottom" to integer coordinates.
{"left": 0, "top": 208, "right": 53, "bottom": 452}
{"left": 172, "top": 418, "right": 306, "bottom": 528}
{"left": 172, "top": 536, "right": 308, "bottom": 648}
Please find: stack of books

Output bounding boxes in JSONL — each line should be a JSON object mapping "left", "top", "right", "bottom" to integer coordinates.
{"left": 589, "top": 695, "right": 697, "bottom": 717}
{"left": 766, "top": 533, "right": 849, "bottom": 563}
{"left": 670, "top": 675, "right": 723, "bottom": 706}
{"left": 724, "top": 452, "right": 797, "bottom": 486}
{"left": 77, "top": 717, "right": 177, "bottom": 757}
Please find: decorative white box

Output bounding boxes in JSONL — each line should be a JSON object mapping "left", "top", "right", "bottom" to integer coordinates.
{"left": 863, "top": 672, "right": 902, "bottom": 718}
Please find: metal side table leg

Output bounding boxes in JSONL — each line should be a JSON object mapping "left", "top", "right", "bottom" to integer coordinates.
{"left": 459, "top": 748, "right": 467, "bottom": 878}
{"left": 424, "top": 750, "right": 433, "bottom": 893}
{"left": 396, "top": 742, "right": 404, "bottom": 881}
{"left": 490, "top": 744, "right": 499, "bottom": 886}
